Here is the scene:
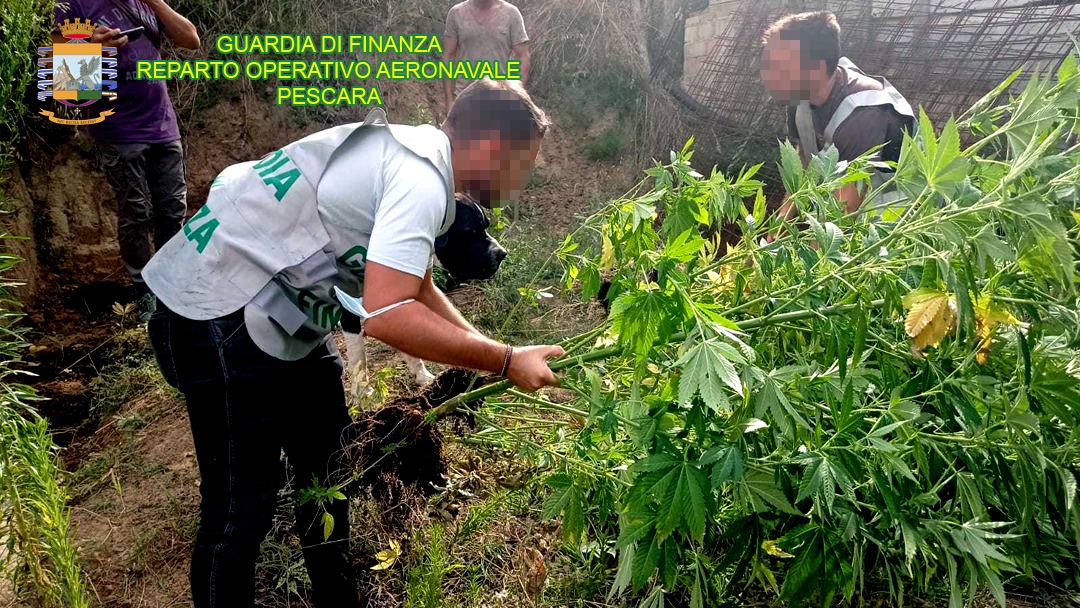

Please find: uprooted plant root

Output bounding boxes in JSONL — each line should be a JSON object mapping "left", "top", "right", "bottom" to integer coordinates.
{"left": 337, "top": 368, "right": 487, "bottom": 504}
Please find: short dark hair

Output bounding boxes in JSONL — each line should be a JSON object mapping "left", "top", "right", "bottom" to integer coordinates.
{"left": 762, "top": 11, "right": 842, "bottom": 73}
{"left": 444, "top": 79, "right": 550, "bottom": 146}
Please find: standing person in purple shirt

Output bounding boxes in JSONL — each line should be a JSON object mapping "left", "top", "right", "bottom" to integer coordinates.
{"left": 52, "top": 0, "right": 199, "bottom": 320}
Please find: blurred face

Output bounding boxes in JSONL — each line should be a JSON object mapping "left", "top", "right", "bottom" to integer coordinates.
{"left": 454, "top": 134, "right": 540, "bottom": 208}
{"left": 760, "top": 38, "right": 822, "bottom": 105}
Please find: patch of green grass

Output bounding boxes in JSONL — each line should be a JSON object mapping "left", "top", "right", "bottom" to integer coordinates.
{"left": 458, "top": 227, "right": 567, "bottom": 343}
{"left": 254, "top": 488, "right": 312, "bottom": 604}
{"left": 88, "top": 338, "right": 173, "bottom": 419}
{"left": 556, "top": 67, "right": 641, "bottom": 130}
{"left": 256, "top": 531, "right": 310, "bottom": 601}
{"left": 405, "top": 524, "right": 461, "bottom": 608}
{"left": 68, "top": 438, "right": 144, "bottom": 502}
{"left": 68, "top": 394, "right": 171, "bottom": 503}
{"left": 432, "top": 265, "right": 455, "bottom": 292}
{"left": 115, "top": 410, "right": 147, "bottom": 433}
{"left": 128, "top": 527, "right": 169, "bottom": 575}
{"left": 88, "top": 357, "right": 165, "bottom": 418}
{"left": 454, "top": 489, "right": 525, "bottom": 542}
{"left": 582, "top": 126, "right": 629, "bottom": 162}
{"left": 462, "top": 563, "right": 486, "bottom": 606}
{"left": 408, "top": 103, "right": 436, "bottom": 126}
{"left": 543, "top": 538, "right": 619, "bottom": 608}
{"left": 163, "top": 491, "right": 199, "bottom": 545}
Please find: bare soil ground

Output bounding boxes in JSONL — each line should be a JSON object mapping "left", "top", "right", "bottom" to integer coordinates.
{"left": 69, "top": 393, "right": 196, "bottom": 608}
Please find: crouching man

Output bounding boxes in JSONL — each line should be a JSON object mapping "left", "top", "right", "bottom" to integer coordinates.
{"left": 760, "top": 11, "right": 916, "bottom": 217}
{"left": 141, "top": 80, "right": 561, "bottom": 607}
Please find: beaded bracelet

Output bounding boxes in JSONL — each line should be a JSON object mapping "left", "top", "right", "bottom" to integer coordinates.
{"left": 499, "top": 344, "right": 513, "bottom": 377}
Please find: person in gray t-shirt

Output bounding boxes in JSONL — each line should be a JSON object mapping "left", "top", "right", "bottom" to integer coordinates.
{"left": 442, "top": 0, "right": 531, "bottom": 114}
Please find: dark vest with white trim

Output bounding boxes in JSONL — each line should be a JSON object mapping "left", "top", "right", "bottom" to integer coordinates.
{"left": 794, "top": 58, "right": 916, "bottom": 210}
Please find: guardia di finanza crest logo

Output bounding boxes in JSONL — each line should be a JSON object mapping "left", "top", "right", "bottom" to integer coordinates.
{"left": 37, "top": 18, "right": 118, "bottom": 125}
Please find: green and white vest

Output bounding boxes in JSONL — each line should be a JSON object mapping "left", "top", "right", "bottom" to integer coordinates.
{"left": 143, "top": 108, "right": 456, "bottom": 360}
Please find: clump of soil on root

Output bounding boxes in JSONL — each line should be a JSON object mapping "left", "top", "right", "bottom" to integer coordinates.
{"left": 339, "top": 369, "right": 485, "bottom": 509}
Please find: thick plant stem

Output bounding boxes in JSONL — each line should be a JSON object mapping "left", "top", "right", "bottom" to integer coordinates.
{"left": 430, "top": 299, "right": 886, "bottom": 418}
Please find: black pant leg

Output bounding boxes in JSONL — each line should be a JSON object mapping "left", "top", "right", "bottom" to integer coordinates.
{"left": 144, "top": 140, "right": 188, "bottom": 250}
{"left": 98, "top": 142, "right": 154, "bottom": 283}
{"left": 281, "top": 341, "right": 360, "bottom": 608}
{"left": 155, "top": 312, "right": 285, "bottom": 608}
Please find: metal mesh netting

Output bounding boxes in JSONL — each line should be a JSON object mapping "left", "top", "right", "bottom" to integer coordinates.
{"left": 681, "top": 0, "right": 1080, "bottom": 164}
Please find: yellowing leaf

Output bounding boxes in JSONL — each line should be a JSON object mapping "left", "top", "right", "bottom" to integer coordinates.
{"left": 593, "top": 332, "right": 617, "bottom": 349}
{"left": 902, "top": 289, "right": 956, "bottom": 351}
{"left": 371, "top": 539, "right": 401, "bottom": 571}
{"left": 641, "top": 363, "right": 661, "bottom": 387}
{"left": 600, "top": 234, "right": 615, "bottom": 271}
{"left": 705, "top": 265, "right": 736, "bottom": 294}
{"left": 322, "top": 512, "right": 335, "bottom": 541}
{"left": 974, "top": 294, "right": 1019, "bottom": 328}
{"left": 762, "top": 539, "right": 794, "bottom": 559}
{"left": 973, "top": 294, "right": 1019, "bottom": 365}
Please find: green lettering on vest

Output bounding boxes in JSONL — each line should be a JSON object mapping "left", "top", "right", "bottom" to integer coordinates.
{"left": 337, "top": 245, "right": 368, "bottom": 279}
{"left": 256, "top": 152, "right": 289, "bottom": 178}
{"left": 297, "top": 291, "right": 342, "bottom": 329}
{"left": 264, "top": 167, "right": 301, "bottom": 202}
{"left": 297, "top": 289, "right": 318, "bottom": 314}
{"left": 186, "top": 220, "right": 219, "bottom": 254}
{"left": 183, "top": 205, "right": 219, "bottom": 254}
{"left": 317, "top": 303, "right": 342, "bottom": 329}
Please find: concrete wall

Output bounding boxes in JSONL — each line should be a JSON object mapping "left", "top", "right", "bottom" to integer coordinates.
{"left": 683, "top": 0, "right": 738, "bottom": 88}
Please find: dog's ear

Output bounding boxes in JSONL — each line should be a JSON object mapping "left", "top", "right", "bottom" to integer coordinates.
{"left": 444, "top": 194, "right": 483, "bottom": 236}
{"left": 458, "top": 192, "right": 494, "bottom": 222}
{"left": 472, "top": 201, "right": 491, "bottom": 230}
{"left": 456, "top": 198, "right": 487, "bottom": 230}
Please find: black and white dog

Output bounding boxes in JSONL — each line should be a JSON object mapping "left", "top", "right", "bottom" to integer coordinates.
{"left": 343, "top": 194, "right": 507, "bottom": 390}
{"left": 434, "top": 193, "right": 507, "bottom": 285}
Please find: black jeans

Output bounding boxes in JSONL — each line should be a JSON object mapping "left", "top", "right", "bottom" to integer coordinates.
{"left": 99, "top": 140, "right": 187, "bottom": 284}
{"left": 147, "top": 305, "right": 359, "bottom": 608}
